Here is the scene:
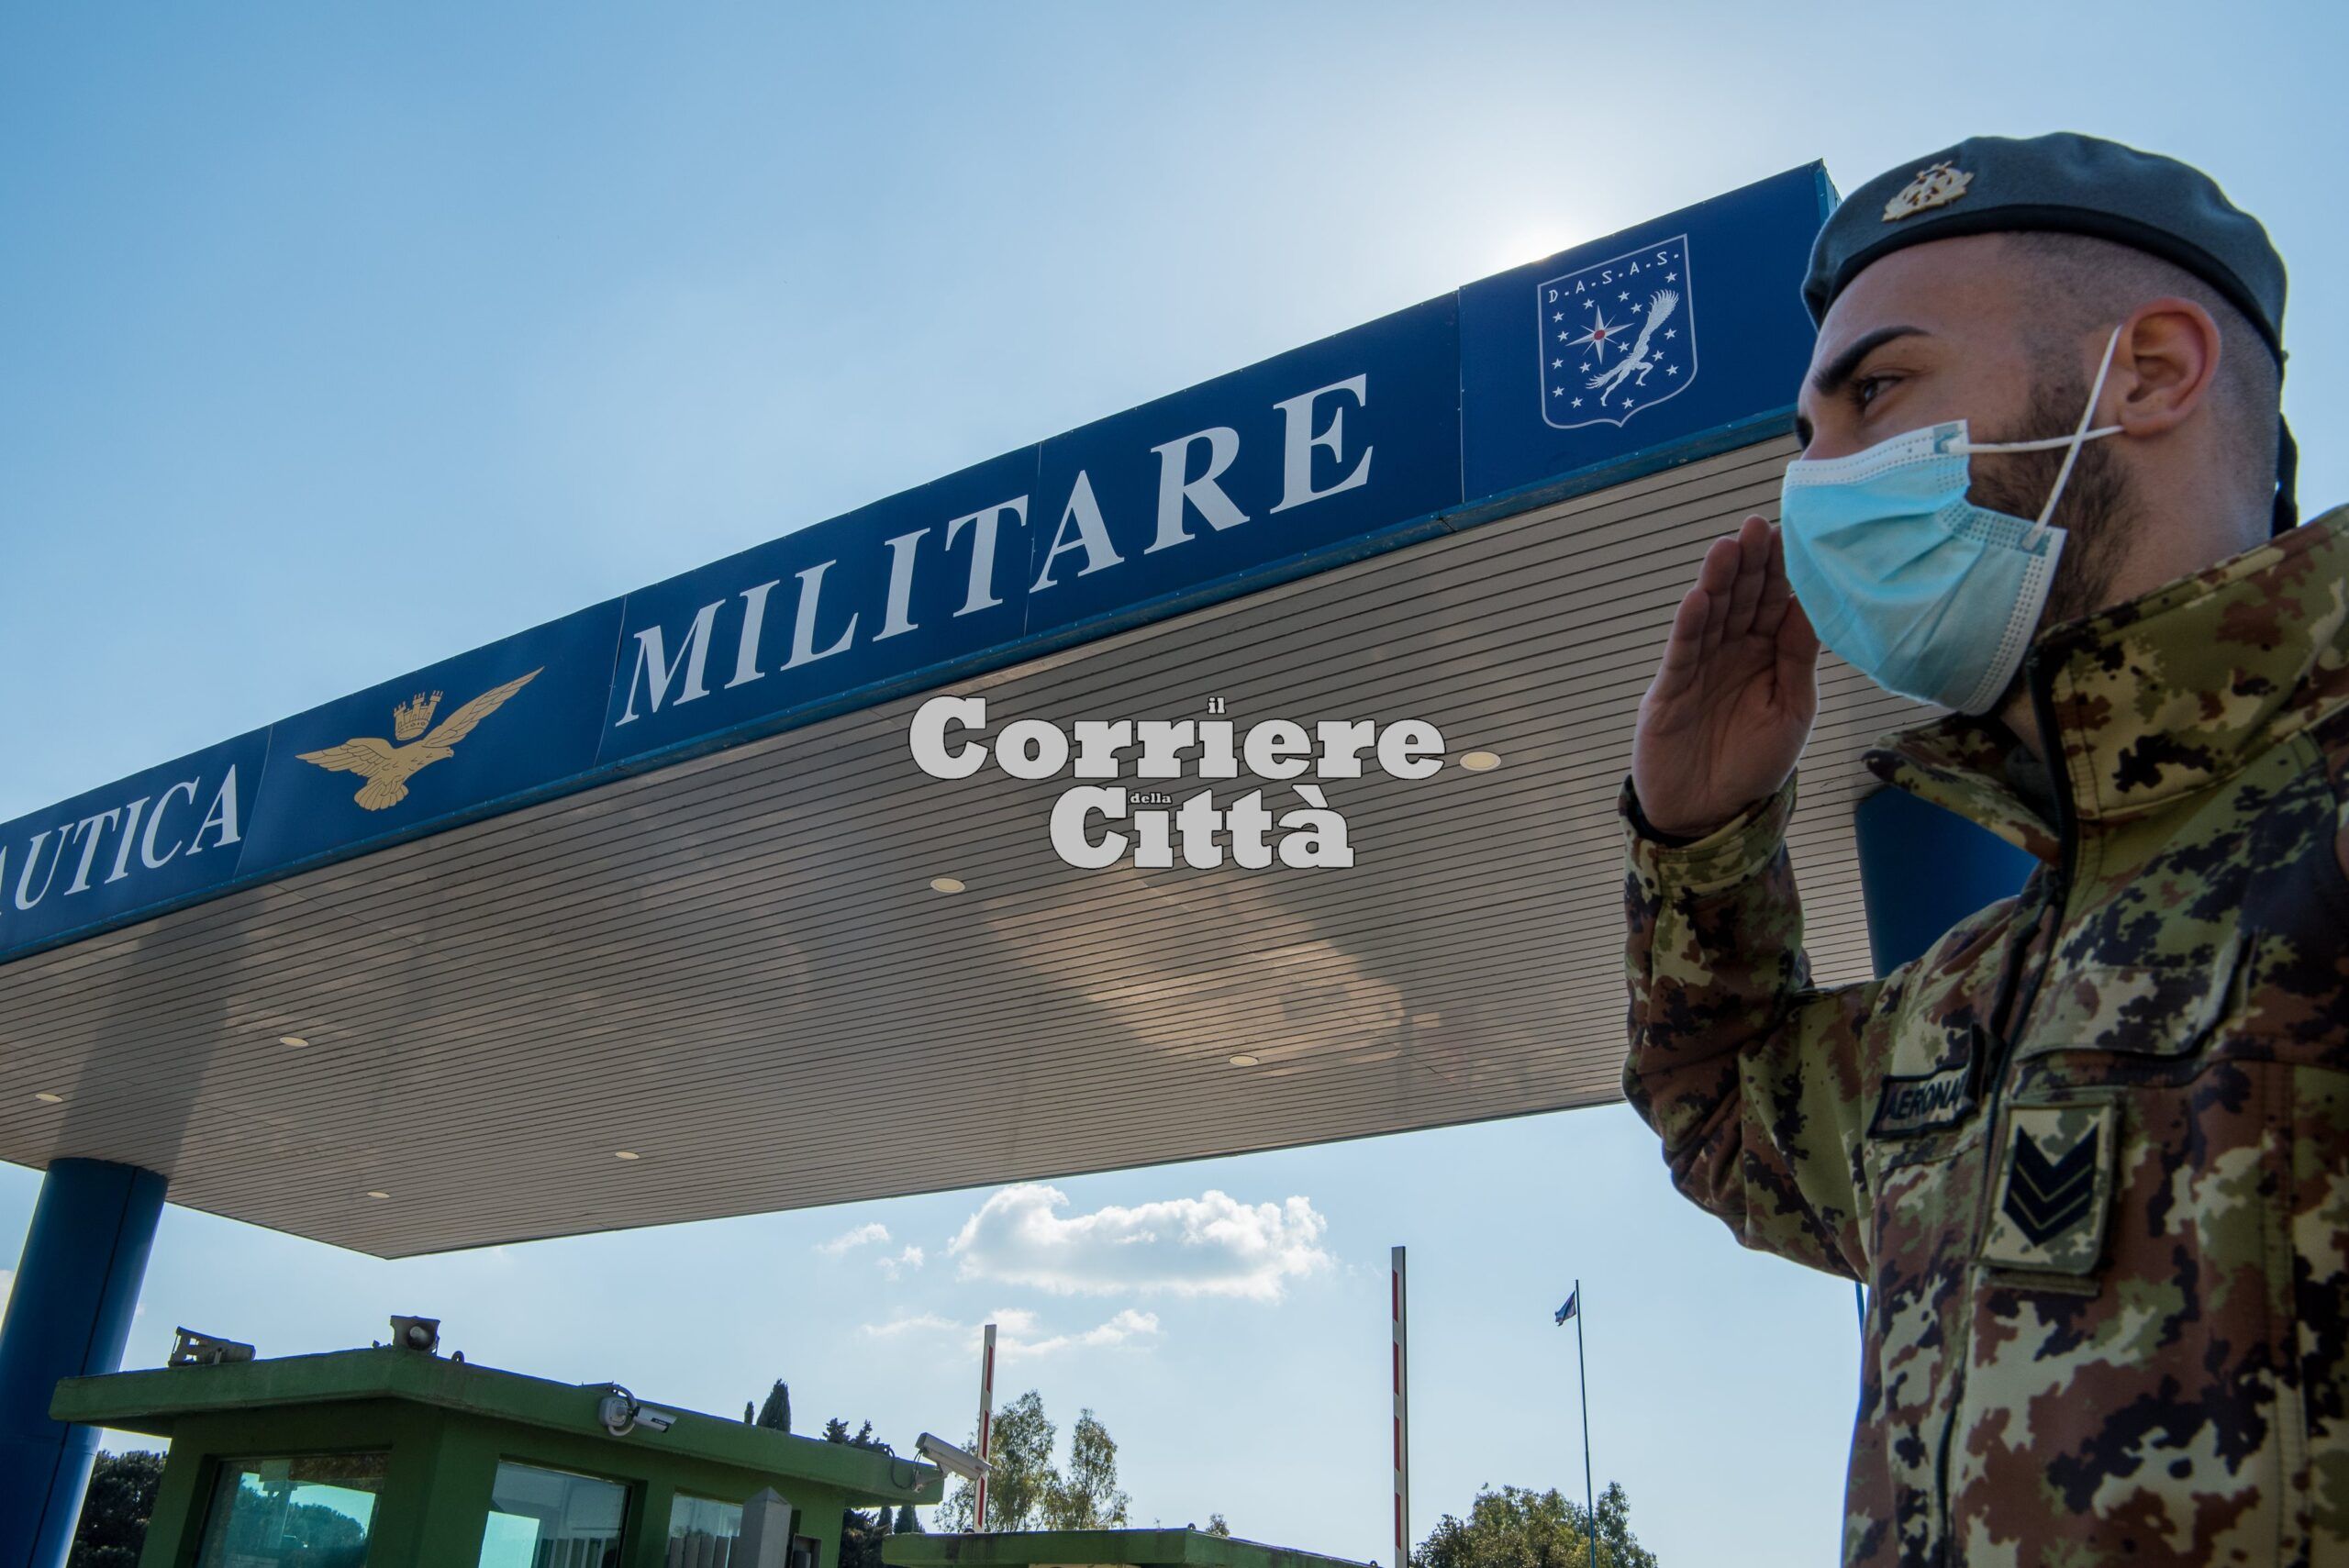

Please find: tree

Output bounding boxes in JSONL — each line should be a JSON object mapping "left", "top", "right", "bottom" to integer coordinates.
{"left": 813, "top": 1418, "right": 898, "bottom": 1568}
{"left": 895, "top": 1505, "right": 924, "bottom": 1535}
{"left": 1041, "top": 1409, "right": 1130, "bottom": 1529}
{"left": 822, "top": 1418, "right": 886, "bottom": 1451}
{"left": 1410, "top": 1483, "right": 1655, "bottom": 1568}
{"left": 1585, "top": 1485, "right": 1652, "bottom": 1567}
{"left": 746, "top": 1386, "right": 907, "bottom": 1563}
{"left": 216, "top": 1488, "right": 368, "bottom": 1568}
{"left": 845, "top": 1502, "right": 894, "bottom": 1568}
{"left": 69, "top": 1451, "right": 164, "bottom": 1568}
{"left": 987, "top": 1394, "right": 1058, "bottom": 1528}
{"left": 1205, "top": 1516, "right": 1231, "bottom": 1539}
{"left": 756, "top": 1381, "right": 792, "bottom": 1433}
{"left": 836, "top": 1507, "right": 887, "bottom": 1568}
{"left": 935, "top": 1391, "right": 1060, "bottom": 1531}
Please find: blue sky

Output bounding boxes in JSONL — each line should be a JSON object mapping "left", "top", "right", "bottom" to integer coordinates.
{"left": 2, "top": 4, "right": 2342, "bottom": 1564}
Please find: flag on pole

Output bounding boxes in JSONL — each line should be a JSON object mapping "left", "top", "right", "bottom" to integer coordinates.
{"left": 1560, "top": 1281, "right": 1598, "bottom": 1568}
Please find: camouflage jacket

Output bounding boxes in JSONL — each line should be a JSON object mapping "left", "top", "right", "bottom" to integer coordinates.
{"left": 1622, "top": 509, "right": 2349, "bottom": 1566}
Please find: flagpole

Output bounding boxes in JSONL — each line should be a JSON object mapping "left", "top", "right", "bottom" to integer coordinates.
{"left": 1574, "top": 1280, "right": 1596, "bottom": 1568}
{"left": 1392, "top": 1246, "right": 1410, "bottom": 1568}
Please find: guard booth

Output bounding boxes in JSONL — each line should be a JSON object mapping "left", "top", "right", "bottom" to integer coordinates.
{"left": 47, "top": 1344, "right": 941, "bottom": 1568}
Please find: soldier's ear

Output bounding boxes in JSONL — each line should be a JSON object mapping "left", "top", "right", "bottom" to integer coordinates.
{"left": 2112, "top": 298, "right": 2222, "bottom": 439}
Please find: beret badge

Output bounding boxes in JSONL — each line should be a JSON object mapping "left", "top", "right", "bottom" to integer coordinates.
{"left": 1883, "top": 161, "right": 1974, "bottom": 222}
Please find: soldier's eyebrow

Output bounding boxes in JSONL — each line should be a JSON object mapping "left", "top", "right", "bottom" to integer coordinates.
{"left": 1810, "top": 326, "right": 1931, "bottom": 401}
{"left": 1795, "top": 325, "right": 1932, "bottom": 447}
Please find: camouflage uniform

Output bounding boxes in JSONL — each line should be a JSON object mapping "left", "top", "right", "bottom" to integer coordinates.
{"left": 1622, "top": 508, "right": 2349, "bottom": 1565}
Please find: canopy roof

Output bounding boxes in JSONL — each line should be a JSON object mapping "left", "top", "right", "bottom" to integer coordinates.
{"left": 0, "top": 168, "right": 1893, "bottom": 1257}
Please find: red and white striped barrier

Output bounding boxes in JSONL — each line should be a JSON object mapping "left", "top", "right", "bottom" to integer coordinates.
{"left": 975, "top": 1321, "right": 997, "bottom": 1529}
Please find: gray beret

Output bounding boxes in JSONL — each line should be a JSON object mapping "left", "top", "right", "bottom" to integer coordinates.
{"left": 1804, "top": 131, "right": 2287, "bottom": 362}
{"left": 1806, "top": 131, "right": 2298, "bottom": 530}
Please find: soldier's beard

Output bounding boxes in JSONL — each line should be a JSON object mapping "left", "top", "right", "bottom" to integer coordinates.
{"left": 1970, "top": 373, "right": 2138, "bottom": 717}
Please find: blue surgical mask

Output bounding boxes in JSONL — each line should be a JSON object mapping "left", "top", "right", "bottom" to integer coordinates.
{"left": 1779, "top": 326, "right": 2124, "bottom": 714}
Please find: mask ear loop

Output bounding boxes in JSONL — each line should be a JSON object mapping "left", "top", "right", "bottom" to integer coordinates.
{"left": 1947, "top": 324, "right": 2127, "bottom": 544}
{"left": 2026, "top": 324, "right": 2126, "bottom": 540}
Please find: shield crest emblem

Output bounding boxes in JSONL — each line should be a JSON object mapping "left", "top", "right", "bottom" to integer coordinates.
{"left": 1537, "top": 234, "right": 1698, "bottom": 430}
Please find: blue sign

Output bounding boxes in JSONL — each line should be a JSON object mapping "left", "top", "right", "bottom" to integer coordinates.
{"left": 1020, "top": 297, "right": 1463, "bottom": 643}
{"left": 0, "top": 730, "right": 269, "bottom": 959}
{"left": 0, "top": 165, "right": 1832, "bottom": 967}
{"left": 588, "top": 296, "right": 1461, "bottom": 777}
{"left": 592, "top": 449, "right": 1043, "bottom": 771}
{"left": 237, "top": 602, "right": 625, "bottom": 879}
{"left": 1458, "top": 165, "right": 1832, "bottom": 505}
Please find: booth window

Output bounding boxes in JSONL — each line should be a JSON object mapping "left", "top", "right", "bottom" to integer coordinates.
{"left": 666, "top": 1494, "right": 745, "bottom": 1567}
{"left": 476, "top": 1460, "right": 629, "bottom": 1568}
{"left": 195, "top": 1452, "right": 388, "bottom": 1568}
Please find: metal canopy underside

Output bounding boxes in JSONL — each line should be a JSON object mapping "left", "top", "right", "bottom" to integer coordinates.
{"left": 0, "top": 438, "right": 1917, "bottom": 1256}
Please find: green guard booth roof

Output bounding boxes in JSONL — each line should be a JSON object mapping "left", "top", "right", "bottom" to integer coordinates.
{"left": 51, "top": 1346, "right": 941, "bottom": 1568}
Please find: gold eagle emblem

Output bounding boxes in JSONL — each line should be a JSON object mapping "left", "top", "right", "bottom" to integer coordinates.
{"left": 296, "top": 669, "right": 541, "bottom": 810}
{"left": 1882, "top": 161, "right": 1973, "bottom": 222}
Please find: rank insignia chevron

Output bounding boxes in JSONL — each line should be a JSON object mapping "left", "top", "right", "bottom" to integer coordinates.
{"left": 2000, "top": 1127, "right": 2100, "bottom": 1245}
{"left": 1980, "top": 1102, "right": 2118, "bottom": 1277}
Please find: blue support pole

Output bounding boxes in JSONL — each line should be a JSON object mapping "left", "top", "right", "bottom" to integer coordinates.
{"left": 0, "top": 1159, "right": 167, "bottom": 1568}
{"left": 1853, "top": 785, "right": 2038, "bottom": 975}
{"left": 1850, "top": 786, "right": 2036, "bottom": 1326}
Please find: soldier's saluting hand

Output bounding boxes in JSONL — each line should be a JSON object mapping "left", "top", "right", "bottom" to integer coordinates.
{"left": 1630, "top": 512, "right": 1816, "bottom": 841}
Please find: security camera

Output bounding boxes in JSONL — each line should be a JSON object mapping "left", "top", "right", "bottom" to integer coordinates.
{"left": 916, "top": 1432, "right": 990, "bottom": 1481}
{"left": 169, "top": 1328, "right": 256, "bottom": 1367}
{"left": 597, "top": 1386, "right": 678, "bottom": 1436}
{"left": 389, "top": 1315, "right": 440, "bottom": 1353}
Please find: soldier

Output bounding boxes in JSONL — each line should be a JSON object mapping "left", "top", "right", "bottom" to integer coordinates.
{"left": 1620, "top": 133, "right": 2346, "bottom": 1564}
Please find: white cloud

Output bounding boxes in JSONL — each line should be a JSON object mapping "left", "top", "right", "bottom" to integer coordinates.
{"left": 856, "top": 1306, "right": 1162, "bottom": 1361}
{"left": 861, "top": 1311, "right": 960, "bottom": 1339}
{"left": 947, "top": 1184, "right": 1330, "bottom": 1301}
{"left": 876, "top": 1244, "right": 926, "bottom": 1280}
{"left": 1007, "top": 1307, "right": 1161, "bottom": 1360}
{"left": 817, "top": 1222, "right": 891, "bottom": 1257}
